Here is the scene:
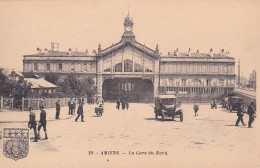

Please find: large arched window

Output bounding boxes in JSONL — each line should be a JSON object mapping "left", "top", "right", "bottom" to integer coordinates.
{"left": 191, "top": 79, "right": 201, "bottom": 86}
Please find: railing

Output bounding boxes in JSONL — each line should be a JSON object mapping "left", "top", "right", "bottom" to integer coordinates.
{"left": 22, "top": 97, "right": 86, "bottom": 111}
{"left": 0, "top": 96, "right": 14, "bottom": 112}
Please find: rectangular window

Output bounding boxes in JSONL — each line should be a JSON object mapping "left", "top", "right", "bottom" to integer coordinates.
{"left": 46, "top": 63, "right": 50, "bottom": 71}
{"left": 34, "top": 63, "right": 38, "bottom": 71}
{"left": 59, "top": 63, "right": 62, "bottom": 71}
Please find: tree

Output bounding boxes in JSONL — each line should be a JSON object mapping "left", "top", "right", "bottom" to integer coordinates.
{"left": 44, "top": 72, "right": 60, "bottom": 85}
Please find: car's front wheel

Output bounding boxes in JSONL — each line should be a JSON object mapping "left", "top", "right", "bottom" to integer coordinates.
{"left": 180, "top": 114, "right": 183, "bottom": 122}
{"left": 161, "top": 113, "right": 165, "bottom": 121}
{"left": 155, "top": 113, "right": 158, "bottom": 120}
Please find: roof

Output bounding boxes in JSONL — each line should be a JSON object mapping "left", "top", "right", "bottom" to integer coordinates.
{"left": 157, "top": 95, "right": 176, "bottom": 99}
{"left": 24, "top": 78, "right": 58, "bottom": 89}
{"left": 100, "top": 40, "right": 156, "bottom": 57}
{"left": 163, "top": 52, "right": 233, "bottom": 59}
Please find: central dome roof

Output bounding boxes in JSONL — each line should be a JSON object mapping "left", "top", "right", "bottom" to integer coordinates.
{"left": 124, "top": 13, "right": 133, "bottom": 26}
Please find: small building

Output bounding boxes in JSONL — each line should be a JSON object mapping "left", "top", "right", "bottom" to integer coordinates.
{"left": 24, "top": 78, "right": 58, "bottom": 96}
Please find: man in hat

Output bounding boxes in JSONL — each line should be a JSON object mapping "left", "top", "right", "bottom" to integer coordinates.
{"left": 55, "top": 100, "right": 60, "bottom": 119}
{"left": 247, "top": 102, "right": 256, "bottom": 128}
{"left": 193, "top": 100, "right": 199, "bottom": 117}
{"left": 38, "top": 106, "right": 48, "bottom": 139}
{"left": 28, "top": 107, "right": 38, "bottom": 142}
{"left": 75, "top": 101, "right": 85, "bottom": 122}
{"left": 235, "top": 104, "right": 246, "bottom": 127}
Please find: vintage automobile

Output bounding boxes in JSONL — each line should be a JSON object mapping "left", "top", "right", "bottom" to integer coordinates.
{"left": 95, "top": 104, "right": 104, "bottom": 117}
{"left": 154, "top": 95, "right": 183, "bottom": 122}
{"left": 228, "top": 96, "right": 244, "bottom": 112}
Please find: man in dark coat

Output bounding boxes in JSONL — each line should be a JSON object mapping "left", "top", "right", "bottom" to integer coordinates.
{"left": 235, "top": 104, "right": 246, "bottom": 126}
{"left": 75, "top": 101, "right": 85, "bottom": 122}
{"left": 55, "top": 100, "right": 60, "bottom": 119}
{"left": 193, "top": 101, "right": 199, "bottom": 117}
{"left": 122, "top": 99, "right": 125, "bottom": 110}
{"left": 247, "top": 102, "right": 256, "bottom": 128}
{"left": 116, "top": 99, "right": 120, "bottom": 110}
{"left": 68, "top": 98, "right": 73, "bottom": 115}
{"left": 126, "top": 100, "right": 129, "bottom": 110}
{"left": 28, "top": 107, "right": 38, "bottom": 142}
{"left": 72, "top": 99, "right": 77, "bottom": 115}
{"left": 38, "top": 107, "right": 48, "bottom": 139}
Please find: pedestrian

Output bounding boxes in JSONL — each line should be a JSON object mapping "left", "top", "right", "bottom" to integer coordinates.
{"left": 28, "top": 107, "right": 38, "bottom": 142}
{"left": 68, "top": 98, "right": 73, "bottom": 115}
{"left": 235, "top": 104, "right": 246, "bottom": 126}
{"left": 193, "top": 101, "right": 199, "bottom": 116}
{"left": 116, "top": 99, "right": 120, "bottom": 110}
{"left": 40, "top": 99, "right": 46, "bottom": 109}
{"left": 126, "top": 100, "right": 129, "bottom": 110}
{"left": 247, "top": 102, "right": 256, "bottom": 128}
{"left": 55, "top": 100, "right": 60, "bottom": 119}
{"left": 75, "top": 101, "right": 85, "bottom": 122}
{"left": 73, "top": 99, "right": 77, "bottom": 115}
{"left": 38, "top": 106, "right": 48, "bottom": 139}
{"left": 122, "top": 99, "right": 125, "bottom": 110}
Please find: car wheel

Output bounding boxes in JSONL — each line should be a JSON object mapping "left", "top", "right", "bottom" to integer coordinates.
{"left": 180, "top": 114, "right": 183, "bottom": 122}
{"left": 172, "top": 115, "right": 175, "bottom": 120}
{"left": 162, "top": 113, "right": 165, "bottom": 121}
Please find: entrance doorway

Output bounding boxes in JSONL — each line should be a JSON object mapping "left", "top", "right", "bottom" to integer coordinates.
{"left": 102, "top": 78, "right": 154, "bottom": 103}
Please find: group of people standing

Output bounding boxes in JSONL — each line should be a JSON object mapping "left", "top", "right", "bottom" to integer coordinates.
{"left": 28, "top": 106, "right": 48, "bottom": 142}
{"left": 116, "top": 98, "right": 129, "bottom": 110}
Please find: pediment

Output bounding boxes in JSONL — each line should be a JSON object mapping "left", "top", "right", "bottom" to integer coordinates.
{"left": 100, "top": 41, "right": 158, "bottom": 59}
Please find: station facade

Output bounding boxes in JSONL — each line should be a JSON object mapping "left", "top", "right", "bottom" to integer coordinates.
{"left": 23, "top": 14, "right": 235, "bottom": 102}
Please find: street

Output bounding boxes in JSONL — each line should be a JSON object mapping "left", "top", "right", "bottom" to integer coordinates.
{"left": 0, "top": 103, "right": 259, "bottom": 168}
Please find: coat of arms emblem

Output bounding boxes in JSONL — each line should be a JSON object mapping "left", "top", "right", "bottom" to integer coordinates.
{"left": 3, "top": 128, "right": 29, "bottom": 161}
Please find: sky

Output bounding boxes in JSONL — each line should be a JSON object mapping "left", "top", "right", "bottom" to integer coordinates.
{"left": 0, "top": 0, "right": 259, "bottom": 79}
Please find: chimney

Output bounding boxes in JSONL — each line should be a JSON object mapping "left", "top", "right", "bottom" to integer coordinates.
{"left": 93, "top": 49, "right": 97, "bottom": 55}
{"left": 175, "top": 48, "right": 179, "bottom": 56}
{"left": 98, "top": 43, "right": 102, "bottom": 53}
{"left": 188, "top": 48, "right": 191, "bottom": 56}
{"left": 168, "top": 52, "right": 170, "bottom": 56}
{"left": 68, "top": 48, "right": 72, "bottom": 55}
{"left": 37, "top": 47, "right": 42, "bottom": 55}
{"left": 209, "top": 48, "right": 213, "bottom": 57}
{"left": 44, "top": 48, "right": 48, "bottom": 55}
{"left": 196, "top": 49, "right": 199, "bottom": 53}
{"left": 86, "top": 49, "right": 89, "bottom": 54}
{"left": 221, "top": 49, "right": 224, "bottom": 56}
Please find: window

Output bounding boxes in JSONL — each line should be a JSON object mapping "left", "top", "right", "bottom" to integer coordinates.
{"left": 134, "top": 55, "right": 143, "bottom": 72}
{"left": 113, "top": 54, "right": 122, "bottom": 72}
{"left": 120, "top": 82, "right": 134, "bottom": 91}
{"left": 59, "top": 63, "right": 62, "bottom": 71}
{"left": 46, "top": 63, "right": 50, "bottom": 71}
{"left": 34, "top": 63, "right": 38, "bottom": 71}
{"left": 83, "top": 63, "right": 88, "bottom": 72}
{"left": 124, "top": 59, "right": 133, "bottom": 72}
{"left": 70, "top": 63, "right": 75, "bottom": 72}
{"left": 182, "top": 79, "right": 186, "bottom": 86}
{"left": 103, "top": 58, "right": 111, "bottom": 72}
{"left": 144, "top": 59, "right": 153, "bottom": 72}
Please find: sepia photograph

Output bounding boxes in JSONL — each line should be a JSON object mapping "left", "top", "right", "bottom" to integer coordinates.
{"left": 0, "top": 0, "right": 259, "bottom": 167}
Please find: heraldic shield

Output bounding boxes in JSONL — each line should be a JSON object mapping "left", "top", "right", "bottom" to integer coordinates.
{"left": 3, "top": 128, "right": 29, "bottom": 161}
